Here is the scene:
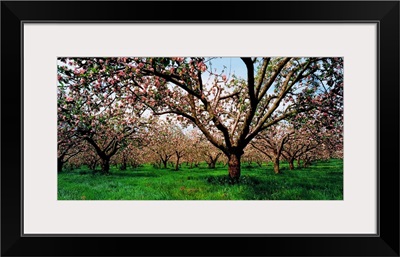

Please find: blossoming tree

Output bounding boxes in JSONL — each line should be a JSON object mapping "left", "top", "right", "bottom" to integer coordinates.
{"left": 58, "top": 57, "right": 343, "bottom": 181}
{"left": 58, "top": 59, "right": 147, "bottom": 173}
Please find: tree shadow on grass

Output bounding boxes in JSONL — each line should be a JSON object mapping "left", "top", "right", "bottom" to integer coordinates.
{"left": 203, "top": 174, "right": 262, "bottom": 186}
{"left": 202, "top": 170, "right": 343, "bottom": 200}
{"left": 202, "top": 174, "right": 283, "bottom": 200}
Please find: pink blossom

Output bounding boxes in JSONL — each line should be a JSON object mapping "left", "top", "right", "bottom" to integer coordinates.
{"left": 66, "top": 96, "right": 73, "bottom": 102}
{"left": 197, "top": 61, "right": 207, "bottom": 72}
{"left": 73, "top": 68, "right": 86, "bottom": 75}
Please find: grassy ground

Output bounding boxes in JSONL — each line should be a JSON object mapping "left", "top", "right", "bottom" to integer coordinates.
{"left": 58, "top": 159, "right": 343, "bottom": 200}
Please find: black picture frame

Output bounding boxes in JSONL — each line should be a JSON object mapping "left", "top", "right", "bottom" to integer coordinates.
{"left": 1, "top": 1, "right": 399, "bottom": 256}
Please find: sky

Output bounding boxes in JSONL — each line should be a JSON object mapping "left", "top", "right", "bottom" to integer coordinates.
{"left": 204, "top": 57, "right": 247, "bottom": 80}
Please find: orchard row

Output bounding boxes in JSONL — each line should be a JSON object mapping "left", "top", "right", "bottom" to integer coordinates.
{"left": 59, "top": 118, "right": 342, "bottom": 174}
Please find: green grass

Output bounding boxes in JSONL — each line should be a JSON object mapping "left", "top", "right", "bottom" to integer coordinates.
{"left": 58, "top": 159, "right": 343, "bottom": 200}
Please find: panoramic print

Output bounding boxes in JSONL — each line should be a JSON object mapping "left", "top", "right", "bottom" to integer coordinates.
{"left": 57, "top": 57, "right": 343, "bottom": 200}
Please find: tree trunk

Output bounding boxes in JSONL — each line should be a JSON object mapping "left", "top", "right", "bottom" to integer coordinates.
{"left": 273, "top": 157, "right": 280, "bottom": 174}
{"left": 175, "top": 157, "right": 180, "bottom": 171}
{"left": 208, "top": 162, "right": 216, "bottom": 169}
{"left": 228, "top": 153, "right": 241, "bottom": 183}
{"left": 101, "top": 158, "right": 110, "bottom": 174}
{"left": 208, "top": 157, "right": 217, "bottom": 169}
{"left": 120, "top": 162, "right": 127, "bottom": 170}
{"left": 89, "top": 159, "right": 98, "bottom": 171}
{"left": 57, "top": 158, "right": 64, "bottom": 173}
{"left": 288, "top": 158, "right": 294, "bottom": 170}
{"left": 303, "top": 156, "right": 311, "bottom": 167}
{"left": 162, "top": 160, "right": 168, "bottom": 169}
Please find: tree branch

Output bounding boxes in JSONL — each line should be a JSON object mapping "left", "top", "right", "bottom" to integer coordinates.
{"left": 257, "top": 57, "right": 291, "bottom": 101}
{"left": 255, "top": 58, "right": 270, "bottom": 97}
{"left": 219, "top": 91, "right": 240, "bottom": 100}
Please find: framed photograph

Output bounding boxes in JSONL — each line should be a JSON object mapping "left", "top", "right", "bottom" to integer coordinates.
{"left": 1, "top": 1, "right": 399, "bottom": 256}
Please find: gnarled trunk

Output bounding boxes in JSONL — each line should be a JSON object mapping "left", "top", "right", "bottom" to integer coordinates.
{"left": 207, "top": 154, "right": 220, "bottom": 169}
{"left": 57, "top": 157, "right": 64, "bottom": 173}
{"left": 101, "top": 158, "right": 110, "bottom": 174}
{"left": 88, "top": 159, "right": 98, "bottom": 171}
{"left": 303, "top": 159, "right": 311, "bottom": 168}
{"left": 288, "top": 158, "right": 295, "bottom": 170}
{"left": 273, "top": 157, "right": 280, "bottom": 174}
{"left": 175, "top": 156, "right": 181, "bottom": 171}
{"left": 228, "top": 153, "right": 241, "bottom": 182}
{"left": 208, "top": 162, "right": 216, "bottom": 169}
